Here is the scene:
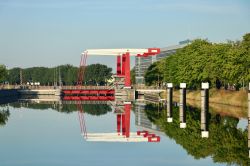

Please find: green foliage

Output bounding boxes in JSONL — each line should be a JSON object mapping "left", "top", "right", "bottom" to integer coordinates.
{"left": 130, "top": 67, "right": 136, "bottom": 85}
{"left": 0, "top": 107, "right": 10, "bottom": 126}
{"left": 6, "top": 64, "right": 112, "bottom": 85}
{"left": 145, "top": 33, "right": 250, "bottom": 89}
{"left": 0, "top": 64, "right": 7, "bottom": 83}
{"left": 144, "top": 61, "right": 164, "bottom": 86}
{"left": 144, "top": 104, "right": 249, "bottom": 166}
{"left": 84, "top": 64, "right": 112, "bottom": 85}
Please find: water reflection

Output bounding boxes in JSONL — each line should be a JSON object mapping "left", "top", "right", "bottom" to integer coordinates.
{"left": 0, "top": 105, "right": 10, "bottom": 126}
{"left": 1, "top": 96, "right": 161, "bottom": 143}
{"left": 0, "top": 96, "right": 249, "bottom": 165}
{"left": 77, "top": 101, "right": 161, "bottom": 142}
{"left": 143, "top": 102, "right": 249, "bottom": 166}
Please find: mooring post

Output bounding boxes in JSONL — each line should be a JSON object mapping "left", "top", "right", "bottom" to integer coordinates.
{"left": 201, "top": 82, "right": 209, "bottom": 138}
{"left": 167, "top": 83, "right": 173, "bottom": 122}
{"left": 180, "top": 83, "right": 186, "bottom": 128}
{"left": 248, "top": 82, "right": 250, "bottom": 158}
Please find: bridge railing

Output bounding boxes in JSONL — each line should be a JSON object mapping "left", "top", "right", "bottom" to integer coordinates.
{"left": 0, "top": 85, "right": 114, "bottom": 90}
{"left": 62, "top": 86, "right": 113, "bottom": 90}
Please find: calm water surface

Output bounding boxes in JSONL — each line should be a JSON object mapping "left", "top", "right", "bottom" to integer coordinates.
{"left": 0, "top": 99, "right": 249, "bottom": 166}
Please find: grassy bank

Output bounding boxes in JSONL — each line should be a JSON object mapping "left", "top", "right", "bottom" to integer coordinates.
{"left": 172, "top": 89, "right": 248, "bottom": 107}
{"left": 161, "top": 89, "right": 248, "bottom": 118}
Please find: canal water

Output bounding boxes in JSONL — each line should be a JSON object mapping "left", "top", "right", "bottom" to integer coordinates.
{"left": 0, "top": 98, "right": 249, "bottom": 166}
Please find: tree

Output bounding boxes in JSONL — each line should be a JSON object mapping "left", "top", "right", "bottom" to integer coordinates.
{"left": 6, "top": 63, "right": 113, "bottom": 86}
{"left": 84, "top": 64, "right": 112, "bottom": 85}
{"left": 144, "top": 61, "right": 163, "bottom": 86}
{"left": 0, "top": 65, "right": 7, "bottom": 83}
{"left": 144, "top": 33, "right": 250, "bottom": 89}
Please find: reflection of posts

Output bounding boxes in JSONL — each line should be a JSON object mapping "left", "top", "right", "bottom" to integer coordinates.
{"left": 117, "top": 114, "right": 121, "bottom": 135}
{"left": 201, "top": 83, "right": 209, "bottom": 138}
{"left": 121, "top": 102, "right": 131, "bottom": 138}
{"left": 248, "top": 83, "right": 250, "bottom": 158}
{"left": 124, "top": 102, "right": 131, "bottom": 138}
{"left": 167, "top": 83, "right": 173, "bottom": 122}
{"left": 179, "top": 83, "right": 186, "bottom": 128}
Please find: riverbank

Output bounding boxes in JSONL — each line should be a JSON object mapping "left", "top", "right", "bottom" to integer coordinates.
{"left": 173, "top": 89, "right": 248, "bottom": 107}
{"left": 170, "top": 89, "right": 248, "bottom": 118}
{"left": 0, "top": 88, "right": 61, "bottom": 98}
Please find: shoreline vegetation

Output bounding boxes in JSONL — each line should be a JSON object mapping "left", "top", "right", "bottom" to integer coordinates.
{"left": 144, "top": 33, "right": 250, "bottom": 90}
{"left": 172, "top": 89, "right": 248, "bottom": 118}
{"left": 144, "top": 33, "right": 250, "bottom": 117}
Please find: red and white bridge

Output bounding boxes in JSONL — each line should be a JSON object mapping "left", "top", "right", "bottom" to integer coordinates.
{"left": 78, "top": 48, "right": 160, "bottom": 89}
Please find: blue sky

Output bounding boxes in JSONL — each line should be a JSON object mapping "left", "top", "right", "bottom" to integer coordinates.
{"left": 0, "top": 0, "right": 249, "bottom": 70}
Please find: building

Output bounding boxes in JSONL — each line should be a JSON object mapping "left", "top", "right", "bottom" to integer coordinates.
{"left": 134, "top": 102, "right": 161, "bottom": 132}
{"left": 135, "top": 40, "right": 191, "bottom": 85}
{"left": 134, "top": 56, "right": 154, "bottom": 84}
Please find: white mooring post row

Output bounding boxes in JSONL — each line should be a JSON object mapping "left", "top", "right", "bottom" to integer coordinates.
{"left": 179, "top": 83, "right": 187, "bottom": 128}
{"left": 248, "top": 83, "right": 250, "bottom": 158}
{"left": 167, "top": 83, "right": 173, "bottom": 122}
{"left": 201, "top": 82, "right": 209, "bottom": 138}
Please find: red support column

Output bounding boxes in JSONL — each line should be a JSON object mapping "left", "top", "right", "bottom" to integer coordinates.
{"left": 117, "top": 114, "right": 121, "bottom": 135}
{"left": 122, "top": 54, "right": 126, "bottom": 76}
{"left": 124, "top": 52, "right": 131, "bottom": 88}
{"left": 117, "top": 56, "right": 121, "bottom": 75}
{"left": 121, "top": 113, "right": 126, "bottom": 136}
{"left": 125, "top": 103, "right": 131, "bottom": 138}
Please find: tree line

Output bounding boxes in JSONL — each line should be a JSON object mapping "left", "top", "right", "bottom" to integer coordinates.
{"left": 0, "top": 64, "right": 112, "bottom": 86}
{"left": 145, "top": 33, "right": 250, "bottom": 89}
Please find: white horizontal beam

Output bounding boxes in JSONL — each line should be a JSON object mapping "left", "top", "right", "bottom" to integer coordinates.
{"left": 85, "top": 133, "right": 148, "bottom": 142}
{"left": 86, "top": 138, "right": 148, "bottom": 142}
{"left": 83, "top": 48, "right": 159, "bottom": 56}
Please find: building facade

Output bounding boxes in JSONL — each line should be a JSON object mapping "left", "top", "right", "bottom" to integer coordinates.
{"left": 135, "top": 40, "right": 190, "bottom": 85}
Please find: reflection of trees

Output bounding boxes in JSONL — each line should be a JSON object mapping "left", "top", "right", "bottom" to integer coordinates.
{"left": 0, "top": 107, "right": 10, "bottom": 126}
{"left": 60, "top": 104, "right": 112, "bottom": 116}
{"left": 9, "top": 103, "right": 112, "bottom": 116}
{"left": 144, "top": 103, "right": 249, "bottom": 166}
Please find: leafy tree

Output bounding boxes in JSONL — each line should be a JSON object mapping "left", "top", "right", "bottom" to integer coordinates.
{"left": 84, "top": 64, "right": 112, "bottom": 85}
{"left": 0, "top": 65, "right": 7, "bottom": 83}
{"left": 144, "top": 33, "right": 250, "bottom": 89}
{"left": 6, "top": 64, "right": 113, "bottom": 86}
{"left": 144, "top": 61, "right": 163, "bottom": 86}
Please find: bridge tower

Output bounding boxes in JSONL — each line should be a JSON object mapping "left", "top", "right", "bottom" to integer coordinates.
{"left": 78, "top": 48, "right": 160, "bottom": 88}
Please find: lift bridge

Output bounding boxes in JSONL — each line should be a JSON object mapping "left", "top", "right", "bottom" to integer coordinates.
{"left": 64, "top": 47, "right": 161, "bottom": 142}
{"left": 61, "top": 48, "right": 160, "bottom": 97}
{"left": 29, "top": 48, "right": 161, "bottom": 142}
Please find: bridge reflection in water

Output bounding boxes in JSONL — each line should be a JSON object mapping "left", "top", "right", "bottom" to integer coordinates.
{"left": 17, "top": 95, "right": 161, "bottom": 143}
{"left": 2, "top": 94, "right": 249, "bottom": 165}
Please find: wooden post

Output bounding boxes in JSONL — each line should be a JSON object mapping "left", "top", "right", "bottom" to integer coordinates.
{"left": 167, "top": 83, "right": 173, "bottom": 122}
{"left": 180, "top": 83, "right": 186, "bottom": 128}
{"left": 201, "top": 82, "right": 209, "bottom": 138}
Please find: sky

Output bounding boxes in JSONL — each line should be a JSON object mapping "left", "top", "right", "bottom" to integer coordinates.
{"left": 0, "top": 0, "right": 249, "bottom": 71}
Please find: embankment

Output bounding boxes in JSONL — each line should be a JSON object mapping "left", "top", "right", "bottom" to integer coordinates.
{"left": 173, "top": 89, "right": 248, "bottom": 107}
{"left": 170, "top": 89, "right": 248, "bottom": 118}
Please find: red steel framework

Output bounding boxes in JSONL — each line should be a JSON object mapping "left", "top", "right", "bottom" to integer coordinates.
{"left": 77, "top": 48, "right": 160, "bottom": 88}
{"left": 77, "top": 101, "right": 87, "bottom": 139}
{"left": 77, "top": 102, "right": 160, "bottom": 142}
{"left": 77, "top": 51, "right": 88, "bottom": 87}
